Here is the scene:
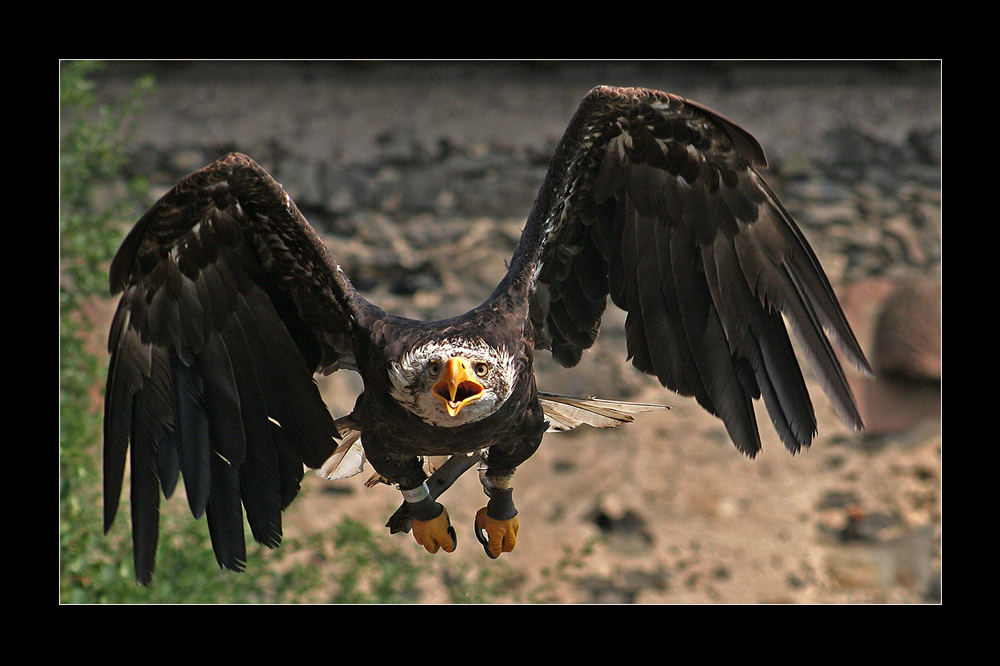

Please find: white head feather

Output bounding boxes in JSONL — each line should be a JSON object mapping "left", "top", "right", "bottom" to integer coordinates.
{"left": 388, "top": 337, "right": 517, "bottom": 428}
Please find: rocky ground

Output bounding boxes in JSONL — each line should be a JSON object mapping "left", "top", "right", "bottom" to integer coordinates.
{"left": 90, "top": 61, "right": 941, "bottom": 603}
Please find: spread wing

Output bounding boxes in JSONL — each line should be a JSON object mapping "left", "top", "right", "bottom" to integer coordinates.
{"left": 507, "top": 86, "right": 873, "bottom": 456}
{"left": 103, "top": 152, "right": 366, "bottom": 584}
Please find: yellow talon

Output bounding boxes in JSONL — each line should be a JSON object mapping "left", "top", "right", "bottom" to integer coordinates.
{"left": 475, "top": 507, "right": 519, "bottom": 558}
{"left": 411, "top": 506, "right": 456, "bottom": 554}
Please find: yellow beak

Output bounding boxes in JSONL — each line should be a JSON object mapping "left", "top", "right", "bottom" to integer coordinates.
{"left": 432, "top": 357, "right": 485, "bottom": 417}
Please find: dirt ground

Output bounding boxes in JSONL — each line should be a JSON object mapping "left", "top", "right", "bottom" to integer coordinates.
{"left": 91, "top": 61, "right": 942, "bottom": 603}
{"left": 296, "top": 234, "right": 941, "bottom": 605}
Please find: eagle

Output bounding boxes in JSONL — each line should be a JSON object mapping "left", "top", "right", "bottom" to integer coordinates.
{"left": 103, "top": 85, "right": 873, "bottom": 585}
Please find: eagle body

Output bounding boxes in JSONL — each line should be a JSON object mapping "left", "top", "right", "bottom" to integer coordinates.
{"left": 348, "top": 302, "right": 547, "bottom": 485}
{"left": 103, "top": 86, "right": 872, "bottom": 583}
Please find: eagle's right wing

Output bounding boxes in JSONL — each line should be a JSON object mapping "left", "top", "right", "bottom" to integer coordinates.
{"left": 104, "top": 152, "right": 366, "bottom": 584}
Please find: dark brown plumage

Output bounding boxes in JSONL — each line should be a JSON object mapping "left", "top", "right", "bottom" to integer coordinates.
{"left": 104, "top": 86, "right": 872, "bottom": 584}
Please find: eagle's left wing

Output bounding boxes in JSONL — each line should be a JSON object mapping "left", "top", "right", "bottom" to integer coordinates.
{"left": 506, "top": 86, "right": 872, "bottom": 457}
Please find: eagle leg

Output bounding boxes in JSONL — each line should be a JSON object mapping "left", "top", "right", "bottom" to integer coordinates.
{"left": 471, "top": 429, "right": 539, "bottom": 558}
{"left": 474, "top": 478, "right": 519, "bottom": 558}
{"left": 401, "top": 482, "right": 457, "bottom": 554}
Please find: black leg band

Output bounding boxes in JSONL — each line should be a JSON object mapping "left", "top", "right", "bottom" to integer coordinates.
{"left": 405, "top": 495, "right": 443, "bottom": 522}
{"left": 486, "top": 487, "right": 517, "bottom": 521}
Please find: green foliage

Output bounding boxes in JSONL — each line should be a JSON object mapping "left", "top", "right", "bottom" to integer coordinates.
{"left": 323, "top": 518, "right": 422, "bottom": 603}
{"left": 520, "top": 539, "right": 598, "bottom": 603}
{"left": 60, "top": 60, "right": 156, "bottom": 602}
{"left": 440, "top": 558, "right": 516, "bottom": 603}
{"left": 60, "top": 61, "right": 153, "bottom": 301}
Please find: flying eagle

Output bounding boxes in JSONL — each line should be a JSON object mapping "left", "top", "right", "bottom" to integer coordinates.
{"left": 104, "top": 86, "right": 872, "bottom": 584}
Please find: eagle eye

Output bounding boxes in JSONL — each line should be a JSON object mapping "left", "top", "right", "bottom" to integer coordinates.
{"left": 474, "top": 361, "right": 489, "bottom": 378}
{"left": 427, "top": 359, "right": 441, "bottom": 377}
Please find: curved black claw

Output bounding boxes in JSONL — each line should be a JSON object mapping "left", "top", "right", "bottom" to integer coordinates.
{"left": 474, "top": 515, "right": 494, "bottom": 559}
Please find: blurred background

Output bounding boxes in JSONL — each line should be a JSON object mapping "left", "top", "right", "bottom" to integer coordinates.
{"left": 60, "top": 60, "right": 941, "bottom": 603}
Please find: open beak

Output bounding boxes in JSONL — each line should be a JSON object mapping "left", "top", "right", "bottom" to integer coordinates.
{"left": 432, "top": 357, "right": 485, "bottom": 417}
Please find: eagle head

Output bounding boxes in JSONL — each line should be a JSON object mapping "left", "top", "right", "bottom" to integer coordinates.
{"left": 388, "top": 338, "right": 517, "bottom": 427}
